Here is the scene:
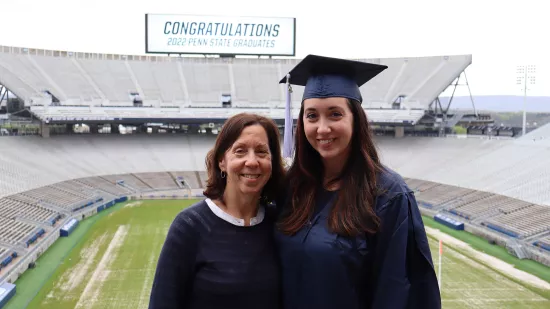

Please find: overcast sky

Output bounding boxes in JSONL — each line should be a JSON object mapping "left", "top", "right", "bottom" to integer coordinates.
{"left": 0, "top": 0, "right": 549, "bottom": 96}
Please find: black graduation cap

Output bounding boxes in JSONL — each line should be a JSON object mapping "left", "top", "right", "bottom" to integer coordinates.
{"left": 279, "top": 54, "right": 388, "bottom": 103}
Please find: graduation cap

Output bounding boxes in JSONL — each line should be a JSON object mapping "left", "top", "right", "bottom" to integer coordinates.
{"left": 280, "top": 54, "right": 388, "bottom": 103}
{"left": 280, "top": 54, "right": 388, "bottom": 159}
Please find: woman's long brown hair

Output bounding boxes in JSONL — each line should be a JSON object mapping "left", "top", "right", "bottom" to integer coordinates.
{"left": 278, "top": 99, "right": 384, "bottom": 237}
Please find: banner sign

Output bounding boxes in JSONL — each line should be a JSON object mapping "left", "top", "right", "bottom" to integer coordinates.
{"left": 146, "top": 14, "right": 296, "bottom": 56}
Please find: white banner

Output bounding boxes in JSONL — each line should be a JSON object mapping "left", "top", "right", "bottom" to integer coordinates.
{"left": 146, "top": 14, "right": 296, "bottom": 56}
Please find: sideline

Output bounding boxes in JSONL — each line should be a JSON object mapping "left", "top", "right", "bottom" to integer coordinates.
{"left": 425, "top": 226, "right": 550, "bottom": 291}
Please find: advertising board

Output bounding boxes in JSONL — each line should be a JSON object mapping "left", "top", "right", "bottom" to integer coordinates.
{"left": 146, "top": 14, "right": 296, "bottom": 56}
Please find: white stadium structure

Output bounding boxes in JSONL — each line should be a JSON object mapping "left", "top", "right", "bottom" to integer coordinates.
{"left": 0, "top": 45, "right": 474, "bottom": 134}
{"left": 0, "top": 45, "right": 549, "bottom": 289}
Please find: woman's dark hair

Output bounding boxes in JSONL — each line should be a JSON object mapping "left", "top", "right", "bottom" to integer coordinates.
{"left": 203, "top": 113, "right": 286, "bottom": 203}
{"left": 278, "top": 99, "right": 383, "bottom": 237}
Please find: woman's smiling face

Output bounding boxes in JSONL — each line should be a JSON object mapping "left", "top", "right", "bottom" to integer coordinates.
{"left": 218, "top": 124, "right": 273, "bottom": 196}
{"left": 302, "top": 97, "right": 354, "bottom": 163}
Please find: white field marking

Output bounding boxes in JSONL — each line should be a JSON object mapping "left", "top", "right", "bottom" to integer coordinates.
{"left": 74, "top": 225, "right": 129, "bottom": 309}
{"left": 429, "top": 238, "right": 486, "bottom": 271}
{"left": 443, "top": 287, "right": 528, "bottom": 291}
{"left": 124, "top": 201, "right": 143, "bottom": 209}
{"left": 43, "top": 233, "right": 108, "bottom": 304}
{"left": 443, "top": 298, "right": 549, "bottom": 302}
{"left": 61, "top": 234, "right": 108, "bottom": 293}
{"left": 430, "top": 238, "right": 544, "bottom": 302}
{"left": 426, "top": 226, "right": 550, "bottom": 290}
{"left": 137, "top": 243, "right": 158, "bottom": 309}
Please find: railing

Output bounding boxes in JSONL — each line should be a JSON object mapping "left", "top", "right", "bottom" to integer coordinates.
{"left": 445, "top": 134, "right": 515, "bottom": 140}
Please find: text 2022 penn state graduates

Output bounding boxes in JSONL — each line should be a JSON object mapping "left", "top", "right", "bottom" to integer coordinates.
{"left": 275, "top": 55, "right": 441, "bottom": 309}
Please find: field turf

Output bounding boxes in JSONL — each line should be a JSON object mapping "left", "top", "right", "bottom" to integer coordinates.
{"left": 4, "top": 200, "right": 550, "bottom": 309}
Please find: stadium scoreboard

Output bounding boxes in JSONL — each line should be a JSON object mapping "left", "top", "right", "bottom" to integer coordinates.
{"left": 145, "top": 14, "right": 296, "bottom": 56}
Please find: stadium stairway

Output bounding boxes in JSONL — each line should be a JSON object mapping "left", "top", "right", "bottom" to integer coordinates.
{"left": 0, "top": 241, "right": 16, "bottom": 251}
{"left": 194, "top": 171, "right": 203, "bottom": 188}
{"left": 27, "top": 200, "right": 68, "bottom": 215}
{"left": 506, "top": 239, "right": 530, "bottom": 259}
{"left": 13, "top": 216, "right": 51, "bottom": 230}
{"left": 524, "top": 230, "right": 550, "bottom": 243}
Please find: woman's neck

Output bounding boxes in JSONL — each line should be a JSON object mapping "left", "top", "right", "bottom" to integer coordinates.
{"left": 216, "top": 187, "right": 260, "bottom": 226}
{"left": 322, "top": 153, "right": 349, "bottom": 189}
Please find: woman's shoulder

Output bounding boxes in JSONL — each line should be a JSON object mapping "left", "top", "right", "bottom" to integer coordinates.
{"left": 375, "top": 166, "right": 414, "bottom": 207}
{"left": 170, "top": 199, "right": 212, "bottom": 232}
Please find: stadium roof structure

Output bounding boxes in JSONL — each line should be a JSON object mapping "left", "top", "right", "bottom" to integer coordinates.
{"left": 0, "top": 45, "right": 471, "bottom": 125}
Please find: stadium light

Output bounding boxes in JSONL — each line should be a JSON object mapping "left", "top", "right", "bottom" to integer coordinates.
{"left": 516, "top": 65, "right": 537, "bottom": 136}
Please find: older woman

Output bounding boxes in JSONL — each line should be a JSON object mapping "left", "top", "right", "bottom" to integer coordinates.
{"left": 149, "top": 113, "right": 286, "bottom": 309}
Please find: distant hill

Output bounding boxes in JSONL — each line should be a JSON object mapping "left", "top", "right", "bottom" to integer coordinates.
{"left": 440, "top": 96, "right": 550, "bottom": 112}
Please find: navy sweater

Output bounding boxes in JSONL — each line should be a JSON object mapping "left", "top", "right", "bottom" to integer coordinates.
{"left": 148, "top": 200, "right": 280, "bottom": 309}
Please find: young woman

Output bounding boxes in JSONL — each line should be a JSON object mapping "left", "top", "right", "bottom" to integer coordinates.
{"left": 149, "top": 113, "right": 286, "bottom": 309}
{"left": 275, "top": 55, "right": 441, "bottom": 309}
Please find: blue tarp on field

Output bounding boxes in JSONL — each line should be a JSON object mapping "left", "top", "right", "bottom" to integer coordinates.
{"left": 0, "top": 282, "right": 16, "bottom": 308}
{"left": 434, "top": 214, "right": 465, "bottom": 230}
{"left": 60, "top": 218, "right": 79, "bottom": 237}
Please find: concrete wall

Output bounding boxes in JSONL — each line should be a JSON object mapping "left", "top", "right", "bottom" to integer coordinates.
{"left": 528, "top": 247, "right": 550, "bottom": 267}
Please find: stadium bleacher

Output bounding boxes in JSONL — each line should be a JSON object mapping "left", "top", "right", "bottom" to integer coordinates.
{"left": 0, "top": 168, "right": 209, "bottom": 278}
{"left": 0, "top": 139, "right": 548, "bottom": 284}
{"left": 484, "top": 205, "right": 550, "bottom": 238}
{"left": 2, "top": 134, "right": 550, "bottom": 207}
{"left": 76, "top": 176, "right": 133, "bottom": 196}
{"left": 379, "top": 136, "right": 550, "bottom": 206}
{"left": 0, "top": 246, "right": 9, "bottom": 260}
{"left": 101, "top": 174, "right": 154, "bottom": 192}
{"left": 451, "top": 195, "right": 530, "bottom": 220}
{"left": 170, "top": 171, "right": 202, "bottom": 189}
{"left": 405, "top": 176, "right": 550, "bottom": 240}
{"left": 407, "top": 179, "right": 475, "bottom": 209}
{"left": 0, "top": 135, "right": 209, "bottom": 198}
{"left": 0, "top": 217, "right": 37, "bottom": 247}
{"left": 0, "top": 45, "right": 471, "bottom": 125}
{"left": 2, "top": 42, "right": 550, "bottom": 287}
{"left": 0, "top": 198, "right": 58, "bottom": 224}
{"left": 133, "top": 172, "right": 181, "bottom": 190}
{"left": 516, "top": 122, "right": 550, "bottom": 145}
{"left": 534, "top": 235, "right": 550, "bottom": 252}
{"left": 19, "top": 185, "right": 97, "bottom": 211}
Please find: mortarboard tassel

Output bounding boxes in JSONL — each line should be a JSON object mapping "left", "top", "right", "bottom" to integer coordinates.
{"left": 283, "top": 73, "right": 294, "bottom": 164}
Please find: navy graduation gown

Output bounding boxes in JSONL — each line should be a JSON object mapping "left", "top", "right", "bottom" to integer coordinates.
{"left": 274, "top": 168, "right": 441, "bottom": 309}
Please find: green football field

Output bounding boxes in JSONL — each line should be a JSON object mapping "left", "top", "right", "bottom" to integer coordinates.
{"left": 4, "top": 199, "right": 550, "bottom": 309}
{"left": 428, "top": 237, "right": 549, "bottom": 308}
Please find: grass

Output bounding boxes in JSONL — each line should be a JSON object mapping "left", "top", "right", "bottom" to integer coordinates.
{"left": 422, "top": 216, "right": 550, "bottom": 284}
{"left": 5, "top": 201, "right": 550, "bottom": 309}
{"left": 427, "top": 237, "right": 549, "bottom": 308}
{"left": 5, "top": 199, "right": 197, "bottom": 309}
{"left": 4, "top": 202, "right": 124, "bottom": 309}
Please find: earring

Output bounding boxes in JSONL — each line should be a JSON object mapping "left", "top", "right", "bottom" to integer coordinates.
{"left": 221, "top": 171, "right": 226, "bottom": 178}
